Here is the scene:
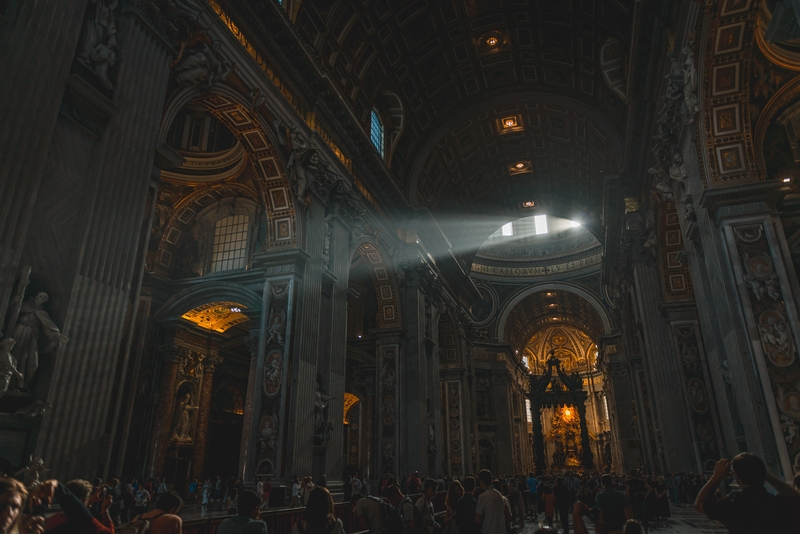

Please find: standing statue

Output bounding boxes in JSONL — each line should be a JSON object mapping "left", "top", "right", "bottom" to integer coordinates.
{"left": 0, "top": 339, "right": 22, "bottom": 398}
{"left": 76, "top": 0, "right": 118, "bottom": 90}
{"left": 10, "top": 292, "right": 69, "bottom": 390}
{"left": 681, "top": 45, "right": 699, "bottom": 121}
{"left": 314, "top": 383, "right": 332, "bottom": 434}
{"left": 171, "top": 392, "right": 198, "bottom": 442}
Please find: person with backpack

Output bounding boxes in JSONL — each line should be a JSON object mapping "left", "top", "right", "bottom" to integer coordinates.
{"left": 122, "top": 492, "right": 182, "bottom": 534}
{"left": 454, "top": 476, "right": 479, "bottom": 534}
{"left": 412, "top": 479, "right": 440, "bottom": 534}
{"left": 352, "top": 486, "right": 406, "bottom": 534}
{"left": 292, "top": 487, "right": 344, "bottom": 534}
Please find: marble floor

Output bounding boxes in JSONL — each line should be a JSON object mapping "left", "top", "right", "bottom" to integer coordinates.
{"left": 516, "top": 506, "right": 727, "bottom": 533}
{"left": 178, "top": 502, "right": 728, "bottom": 533}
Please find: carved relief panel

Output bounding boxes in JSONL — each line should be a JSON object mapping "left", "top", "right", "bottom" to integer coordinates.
{"left": 729, "top": 222, "right": 800, "bottom": 469}
{"left": 255, "top": 280, "right": 292, "bottom": 478}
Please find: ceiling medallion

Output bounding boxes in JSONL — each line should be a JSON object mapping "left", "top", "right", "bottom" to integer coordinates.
{"left": 509, "top": 160, "right": 532, "bottom": 175}
{"left": 476, "top": 30, "right": 509, "bottom": 55}
{"left": 496, "top": 114, "right": 524, "bottom": 134}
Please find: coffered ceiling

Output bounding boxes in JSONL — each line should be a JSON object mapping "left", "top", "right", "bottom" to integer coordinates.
{"left": 294, "top": 0, "right": 635, "bottom": 248}
{"left": 504, "top": 289, "right": 605, "bottom": 353}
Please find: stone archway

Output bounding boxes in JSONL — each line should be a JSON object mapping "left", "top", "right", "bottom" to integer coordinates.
{"left": 159, "top": 86, "right": 297, "bottom": 251}
{"left": 352, "top": 238, "right": 402, "bottom": 329}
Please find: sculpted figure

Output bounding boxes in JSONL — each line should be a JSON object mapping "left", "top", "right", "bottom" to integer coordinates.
{"left": 265, "top": 310, "right": 286, "bottom": 346}
{"left": 682, "top": 45, "right": 699, "bottom": 121}
{"left": 649, "top": 166, "right": 674, "bottom": 202}
{"left": 11, "top": 292, "right": 69, "bottom": 389}
{"left": 77, "top": 0, "right": 118, "bottom": 89}
{"left": 314, "top": 384, "right": 332, "bottom": 432}
{"left": 171, "top": 392, "right": 198, "bottom": 441}
{"left": 14, "top": 457, "right": 48, "bottom": 489}
{"left": 0, "top": 339, "right": 22, "bottom": 398}
{"left": 173, "top": 40, "right": 232, "bottom": 89}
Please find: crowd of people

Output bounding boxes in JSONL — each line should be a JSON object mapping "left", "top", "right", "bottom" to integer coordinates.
{"left": 353, "top": 454, "right": 800, "bottom": 534}
{"left": 0, "top": 453, "right": 797, "bottom": 533}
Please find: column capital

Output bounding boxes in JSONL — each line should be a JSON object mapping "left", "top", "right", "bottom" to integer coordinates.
{"left": 370, "top": 327, "right": 405, "bottom": 345}
{"left": 203, "top": 354, "right": 224, "bottom": 374}
{"left": 699, "top": 181, "right": 789, "bottom": 220}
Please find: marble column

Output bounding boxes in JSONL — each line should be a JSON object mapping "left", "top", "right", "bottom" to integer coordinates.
{"left": 149, "top": 346, "right": 182, "bottom": 478}
{"left": 322, "top": 205, "right": 356, "bottom": 487}
{"left": 399, "top": 260, "right": 431, "bottom": 476}
{"left": 631, "top": 257, "right": 695, "bottom": 473}
{"left": 529, "top": 397, "right": 546, "bottom": 475}
{"left": 285, "top": 192, "right": 327, "bottom": 480}
{"left": 246, "top": 251, "right": 304, "bottom": 484}
{"left": 576, "top": 399, "right": 594, "bottom": 469}
{"left": 599, "top": 339, "right": 643, "bottom": 473}
{"left": 374, "top": 328, "right": 403, "bottom": 478}
{"left": 34, "top": 10, "right": 175, "bottom": 479}
{"left": 238, "top": 328, "right": 260, "bottom": 481}
{"left": 193, "top": 354, "right": 223, "bottom": 481}
{"left": 492, "top": 370, "right": 514, "bottom": 475}
{"left": 0, "top": 0, "right": 89, "bottom": 321}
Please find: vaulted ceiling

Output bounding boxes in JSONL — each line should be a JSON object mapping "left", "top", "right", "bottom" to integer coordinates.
{"left": 295, "top": 0, "right": 634, "bottom": 236}
{"left": 503, "top": 289, "right": 605, "bottom": 353}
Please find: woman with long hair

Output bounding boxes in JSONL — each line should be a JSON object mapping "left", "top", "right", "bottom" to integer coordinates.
{"left": 291, "top": 487, "right": 344, "bottom": 534}
{"left": 0, "top": 477, "right": 30, "bottom": 534}
{"left": 443, "top": 479, "right": 464, "bottom": 533}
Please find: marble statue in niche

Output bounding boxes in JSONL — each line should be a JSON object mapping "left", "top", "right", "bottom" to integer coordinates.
{"left": 263, "top": 350, "right": 282, "bottom": 397}
{"left": 171, "top": 391, "right": 198, "bottom": 442}
{"left": 744, "top": 254, "right": 781, "bottom": 302}
{"left": 265, "top": 309, "right": 286, "bottom": 346}
{"left": 10, "top": 292, "right": 69, "bottom": 390}
{"left": 681, "top": 45, "right": 699, "bottom": 121}
{"left": 258, "top": 413, "right": 278, "bottom": 453}
{"left": 758, "top": 310, "right": 796, "bottom": 367}
{"left": 76, "top": 0, "right": 118, "bottom": 90}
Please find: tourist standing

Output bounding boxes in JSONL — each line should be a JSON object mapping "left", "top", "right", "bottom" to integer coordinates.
{"left": 291, "top": 477, "right": 301, "bottom": 507}
{"left": 554, "top": 477, "right": 573, "bottom": 534}
{"left": 454, "top": 476, "right": 479, "bottom": 534}
{"left": 260, "top": 477, "right": 272, "bottom": 511}
{"left": 525, "top": 472, "right": 539, "bottom": 518}
{"left": 596, "top": 474, "right": 633, "bottom": 534}
{"left": 413, "top": 479, "right": 440, "bottom": 534}
{"left": 475, "top": 470, "right": 507, "bottom": 534}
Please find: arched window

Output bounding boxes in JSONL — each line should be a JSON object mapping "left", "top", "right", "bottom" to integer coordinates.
{"left": 370, "top": 109, "right": 385, "bottom": 157}
{"left": 211, "top": 214, "right": 250, "bottom": 272}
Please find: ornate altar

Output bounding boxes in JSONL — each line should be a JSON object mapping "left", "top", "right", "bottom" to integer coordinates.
{"left": 527, "top": 351, "right": 594, "bottom": 473}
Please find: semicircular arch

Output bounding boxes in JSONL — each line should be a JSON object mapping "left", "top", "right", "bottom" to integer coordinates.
{"left": 154, "top": 281, "right": 263, "bottom": 321}
{"left": 159, "top": 85, "right": 297, "bottom": 250}
{"left": 496, "top": 282, "right": 613, "bottom": 346}
{"left": 351, "top": 236, "right": 402, "bottom": 329}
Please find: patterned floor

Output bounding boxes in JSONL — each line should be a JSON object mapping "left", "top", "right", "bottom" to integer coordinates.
{"left": 517, "top": 505, "right": 728, "bottom": 533}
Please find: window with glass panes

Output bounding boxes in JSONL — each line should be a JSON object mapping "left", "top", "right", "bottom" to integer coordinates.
{"left": 211, "top": 215, "right": 249, "bottom": 272}
{"left": 370, "top": 109, "right": 384, "bottom": 157}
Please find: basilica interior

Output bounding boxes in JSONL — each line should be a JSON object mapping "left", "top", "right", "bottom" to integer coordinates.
{"left": 3, "top": 0, "right": 800, "bottom": 510}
